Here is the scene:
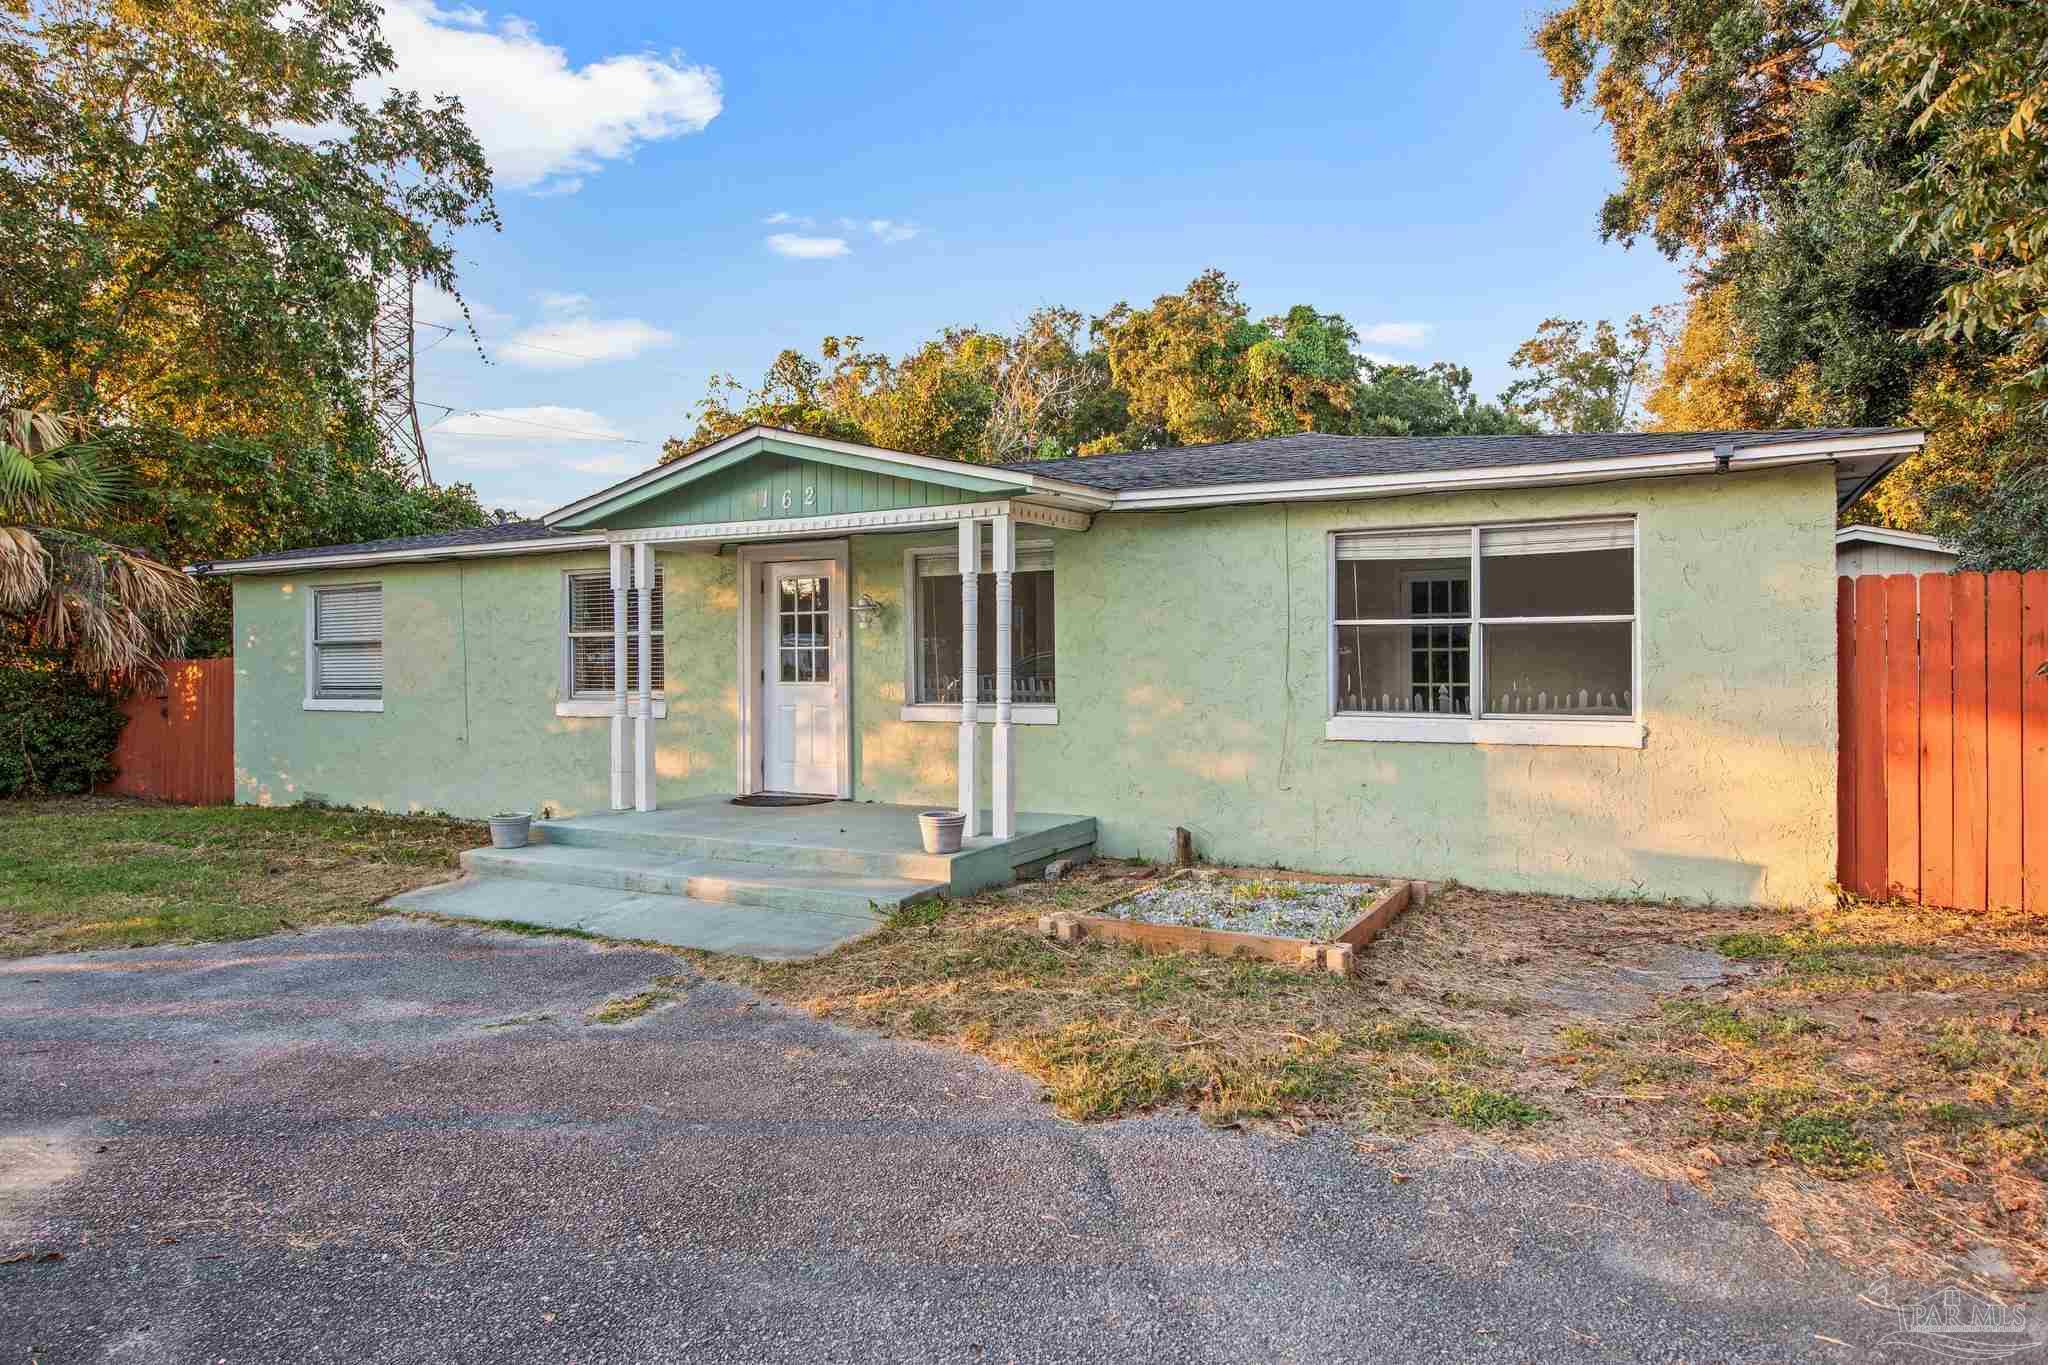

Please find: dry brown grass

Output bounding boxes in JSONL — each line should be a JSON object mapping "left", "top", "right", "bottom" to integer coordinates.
{"left": 679, "top": 866, "right": 2048, "bottom": 1291}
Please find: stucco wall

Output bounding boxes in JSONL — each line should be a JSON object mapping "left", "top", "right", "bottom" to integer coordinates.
{"left": 231, "top": 547, "right": 738, "bottom": 816}
{"left": 235, "top": 463, "right": 1837, "bottom": 904}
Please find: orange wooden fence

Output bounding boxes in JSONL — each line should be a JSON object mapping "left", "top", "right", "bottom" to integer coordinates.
{"left": 100, "top": 658, "right": 234, "bottom": 805}
{"left": 1838, "top": 572, "right": 2048, "bottom": 911}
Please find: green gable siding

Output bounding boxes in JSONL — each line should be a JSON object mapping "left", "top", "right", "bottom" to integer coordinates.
{"left": 597, "top": 452, "right": 984, "bottom": 530}
{"left": 561, "top": 434, "right": 1020, "bottom": 531}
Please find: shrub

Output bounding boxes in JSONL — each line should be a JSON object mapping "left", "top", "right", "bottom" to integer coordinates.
{"left": 0, "top": 659, "right": 130, "bottom": 796}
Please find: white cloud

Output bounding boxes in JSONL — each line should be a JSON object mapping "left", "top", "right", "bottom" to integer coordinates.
{"left": 568, "top": 453, "right": 640, "bottom": 476}
{"left": 766, "top": 232, "right": 850, "bottom": 260}
{"left": 1358, "top": 322, "right": 1430, "bottom": 348}
{"left": 767, "top": 214, "right": 920, "bottom": 248}
{"left": 500, "top": 315, "right": 675, "bottom": 369}
{"left": 431, "top": 405, "right": 632, "bottom": 457}
{"left": 370, "top": 0, "right": 723, "bottom": 193}
{"left": 415, "top": 286, "right": 510, "bottom": 330}
{"left": 1360, "top": 351, "right": 1399, "bottom": 367}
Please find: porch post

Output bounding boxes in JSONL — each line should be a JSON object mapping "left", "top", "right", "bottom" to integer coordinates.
{"left": 633, "top": 541, "right": 655, "bottom": 812}
{"left": 991, "top": 512, "right": 1015, "bottom": 839}
{"left": 957, "top": 517, "right": 980, "bottom": 839}
{"left": 608, "top": 542, "right": 628, "bottom": 811}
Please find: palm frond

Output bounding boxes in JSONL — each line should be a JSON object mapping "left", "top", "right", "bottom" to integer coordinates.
{"left": 0, "top": 525, "right": 48, "bottom": 611}
{"left": 1, "top": 409, "right": 198, "bottom": 683}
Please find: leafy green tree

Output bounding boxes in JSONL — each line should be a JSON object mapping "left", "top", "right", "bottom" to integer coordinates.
{"left": 1, "top": 0, "right": 500, "bottom": 646}
{"left": 1847, "top": 0, "right": 2048, "bottom": 396}
{"left": 1540, "top": 0, "right": 2048, "bottom": 560}
{"left": 1351, "top": 363, "right": 1534, "bottom": 436}
{"left": 1532, "top": 0, "right": 1836, "bottom": 257}
{"left": 1503, "top": 309, "right": 1677, "bottom": 432}
{"left": 666, "top": 270, "right": 1535, "bottom": 464}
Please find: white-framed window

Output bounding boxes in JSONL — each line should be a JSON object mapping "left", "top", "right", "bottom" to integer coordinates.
{"left": 563, "top": 565, "right": 664, "bottom": 700}
{"left": 306, "top": 583, "right": 383, "bottom": 711}
{"left": 1328, "top": 519, "right": 1642, "bottom": 747}
{"left": 900, "top": 541, "right": 1058, "bottom": 723}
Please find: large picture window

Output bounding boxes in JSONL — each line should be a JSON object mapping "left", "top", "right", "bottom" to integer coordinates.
{"left": 1331, "top": 520, "right": 1635, "bottom": 733}
{"left": 564, "top": 565, "right": 664, "bottom": 699}
{"left": 908, "top": 543, "right": 1055, "bottom": 708}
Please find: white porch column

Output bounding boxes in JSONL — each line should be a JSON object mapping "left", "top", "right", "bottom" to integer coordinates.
{"left": 990, "top": 512, "right": 1016, "bottom": 839}
{"left": 957, "top": 517, "right": 980, "bottom": 839}
{"left": 633, "top": 541, "right": 655, "bottom": 812}
{"left": 608, "top": 542, "right": 628, "bottom": 811}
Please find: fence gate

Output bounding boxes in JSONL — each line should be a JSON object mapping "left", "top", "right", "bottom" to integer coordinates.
{"left": 1838, "top": 571, "right": 2048, "bottom": 911}
{"left": 100, "top": 657, "right": 234, "bottom": 805}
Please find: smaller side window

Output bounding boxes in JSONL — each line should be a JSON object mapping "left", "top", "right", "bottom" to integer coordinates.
{"left": 565, "top": 566, "right": 665, "bottom": 699}
{"left": 311, "top": 584, "right": 383, "bottom": 700}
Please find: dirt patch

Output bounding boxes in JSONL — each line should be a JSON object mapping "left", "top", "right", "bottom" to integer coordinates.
{"left": 679, "top": 865, "right": 2048, "bottom": 1293}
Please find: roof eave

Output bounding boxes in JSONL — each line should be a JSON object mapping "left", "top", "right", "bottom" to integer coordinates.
{"left": 540, "top": 425, "right": 1114, "bottom": 528}
{"left": 1104, "top": 433, "right": 1926, "bottom": 511}
{"left": 188, "top": 532, "right": 609, "bottom": 577}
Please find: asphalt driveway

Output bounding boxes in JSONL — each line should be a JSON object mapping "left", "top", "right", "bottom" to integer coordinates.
{"left": 0, "top": 920, "right": 1957, "bottom": 1362}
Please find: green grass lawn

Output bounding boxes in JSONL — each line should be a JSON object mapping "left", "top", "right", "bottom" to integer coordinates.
{"left": 0, "top": 797, "right": 479, "bottom": 957}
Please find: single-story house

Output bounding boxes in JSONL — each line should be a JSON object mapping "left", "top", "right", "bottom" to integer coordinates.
{"left": 193, "top": 423, "right": 1925, "bottom": 907}
{"left": 1836, "top": 523, "right": 1959, "bottom": 577}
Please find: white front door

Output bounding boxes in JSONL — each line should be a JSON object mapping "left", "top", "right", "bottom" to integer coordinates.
{"left": 760, "top": 560, "right": 840, "bottom": 795}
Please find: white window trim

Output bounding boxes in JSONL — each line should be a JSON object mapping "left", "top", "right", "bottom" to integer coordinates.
{"left": 1325, "top": 517, "right": 1643, "bottom": 748}
{"left": 900, "top": 538, "right": 1057, "bottom": 723}
{"left": 899, "top": 703, "right": 1059, "bottom": 726}
{"left": 303, "top": 582, "right": 384, "bottom": 713}
{"left": 555, "top": 699, "right": 668, "bottom": 719}
{"left": 560, "top": 566, "right": 665, "bottom": 706}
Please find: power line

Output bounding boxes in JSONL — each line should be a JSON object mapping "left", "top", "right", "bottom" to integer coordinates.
{"left": 415, "top": 319, "right": 649, "bottom": 367}
{"left": 415, "top": 399, "right": 650, "bottom": 444}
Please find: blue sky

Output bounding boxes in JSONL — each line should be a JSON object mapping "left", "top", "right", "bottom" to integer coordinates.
{"left": 387, "top": 0, "right": 1690, "bottom": 518}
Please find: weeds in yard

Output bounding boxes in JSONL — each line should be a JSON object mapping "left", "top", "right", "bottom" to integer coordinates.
{"left": 587, "top": 975, "right": 688, "bottom": 1024}
{"left": 1774, "top": 1115, "right": 1883, "bottom": 1176}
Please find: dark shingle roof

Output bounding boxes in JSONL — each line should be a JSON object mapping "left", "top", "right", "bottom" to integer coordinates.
{"left": 193, "top": 427, "right": 1918, "bottom": 570}
{"left": 1000, "top": 427, "right": 1914, "bottom": 492}
{"left": 189, "top": 519, "right": 589, "bottom": 573}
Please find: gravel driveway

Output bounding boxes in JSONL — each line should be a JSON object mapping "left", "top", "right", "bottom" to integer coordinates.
{"left": 0, "top": 920, "right": 1949, "bottom": 1362}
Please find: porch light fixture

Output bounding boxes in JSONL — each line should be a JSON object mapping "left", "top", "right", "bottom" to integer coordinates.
{"left": 850, "top": 592, "right": 885, "bottom": 629}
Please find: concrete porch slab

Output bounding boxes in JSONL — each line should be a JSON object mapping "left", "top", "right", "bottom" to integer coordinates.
{"left": 536, "top": 795, "right": 1097, "bottom": 894}
{"left": 383, "top": 876, "right": 883, "bottom": 959}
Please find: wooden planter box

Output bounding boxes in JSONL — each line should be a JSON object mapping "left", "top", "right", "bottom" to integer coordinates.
{"left": 1038, "top": 876, "right": 1423, "bottom": 976}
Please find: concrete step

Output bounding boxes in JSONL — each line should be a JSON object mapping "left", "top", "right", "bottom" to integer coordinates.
{"left": 460, "top": 843, "right": 929, "bottom": 919}
{"left": 532, "top": 809, "right": 1099, "bottom": 892}
{"left": 384, "top": 877, "right": 880, "bottom": 959}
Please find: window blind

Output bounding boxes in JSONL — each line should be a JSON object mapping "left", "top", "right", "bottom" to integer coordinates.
{"left": 566, "top": 567, "right": 663, "bottom": 696}
{"left": 313, "top": 586, "right": 382, "bottom": 698}
{"left": 1333, "top": 528, "right": 1471, "bottom": 560}
{"left": 915, "top": 545, "right": 1054, "bottom": 577}
{"left": 1479, "top": 521, "right": 1632, "bottom": 556}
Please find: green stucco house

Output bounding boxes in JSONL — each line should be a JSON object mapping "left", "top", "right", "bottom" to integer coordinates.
{"left": 194, "top": 423, "right": 1924, "bottom": 909}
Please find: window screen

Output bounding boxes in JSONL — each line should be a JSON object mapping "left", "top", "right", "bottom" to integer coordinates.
{"left": 912, "top": 544, "right": 1055, "bottom": 705}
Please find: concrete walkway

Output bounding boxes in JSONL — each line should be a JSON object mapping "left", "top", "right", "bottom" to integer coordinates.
{"left": 386, "top": 873, "right": 884, "bottom": 957}
{"left": 0, "top": 922, "right": 1990, "bottom": 1363}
